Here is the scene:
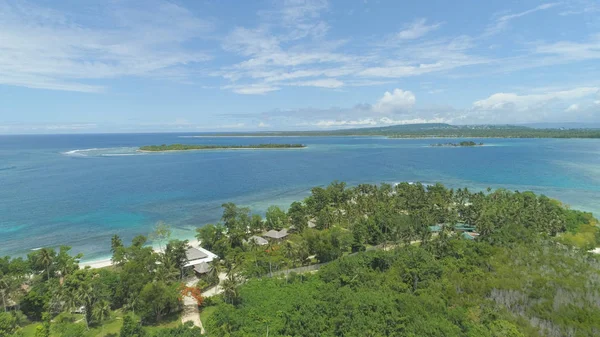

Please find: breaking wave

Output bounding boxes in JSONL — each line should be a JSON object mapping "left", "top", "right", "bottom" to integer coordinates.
{"left": 62, "top": 147, "right": 140, "bottom": 157}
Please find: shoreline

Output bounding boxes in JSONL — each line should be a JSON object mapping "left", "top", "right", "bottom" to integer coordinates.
{"left": 80, "top": 238, "right": 202, "bottom": 269}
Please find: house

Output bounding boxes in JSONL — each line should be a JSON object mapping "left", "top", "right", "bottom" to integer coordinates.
{"left": 193, "top": 262, "right": 212, "bottom": 275}
{"left": 246, "top": 235, "right": 268, "bottom": 246}
{"left": 262, "top": 228, "right": 289, "bottom": 240}
{"left": 185, "top": 247, "right": 208, "bottom": 267}
{"left": 429, "top": 223, "right": 480, "bottom": 240}
{"left": 183, "top": 245, "right": 218, "bottom": 277}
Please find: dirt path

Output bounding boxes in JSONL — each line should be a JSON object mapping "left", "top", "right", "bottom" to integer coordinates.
{"left": 181, "top": 294, "right": 204, "bottom": 334}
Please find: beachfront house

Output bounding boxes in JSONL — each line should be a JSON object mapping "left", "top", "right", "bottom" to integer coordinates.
{"left": 184, "top": 246, "right": 218, "bottom": 277}
{"left": 262, "top": 228, "right": 289, "bottom": 241}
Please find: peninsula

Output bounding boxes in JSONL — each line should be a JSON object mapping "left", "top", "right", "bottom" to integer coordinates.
{"left": 139, "top": 143, "right": 306, "bottom": 152}
{"left": 430, "top": 141, "right": 484, "bottom": 147}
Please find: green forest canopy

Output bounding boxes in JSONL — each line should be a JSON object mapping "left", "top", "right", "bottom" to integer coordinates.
{"left": 1, "top": 182, "right": 599, "bottom": 337}
{"left": 139, "top": 144, "right": 306, "bottom": 151}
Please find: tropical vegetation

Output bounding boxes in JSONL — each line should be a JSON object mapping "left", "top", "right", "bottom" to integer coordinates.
{"left": 138, "top": 144, "right": 305, "bottom": 151}
{"left": 1, "top": 181, "right": 599, "bottom": 336}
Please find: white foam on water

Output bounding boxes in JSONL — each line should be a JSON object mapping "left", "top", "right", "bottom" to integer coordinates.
{"left": 62, "top": 147, "right": 139, "bottom": 157}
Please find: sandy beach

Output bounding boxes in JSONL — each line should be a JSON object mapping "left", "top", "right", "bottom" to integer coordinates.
{"left": 80, "top": 238, "right": 202, "bottom": 269}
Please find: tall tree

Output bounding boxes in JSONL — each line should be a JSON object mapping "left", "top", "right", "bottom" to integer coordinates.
{"left": 37, "top": 248, "right": 55, "bottom": 281}
{"left": 164, "top": 239, "right": 189, "bottom": 280}
{"left": 149, "top": 221, "right": 172, "bottom": 252}
{"left": 288, "top": 201, "right": 308, "bottom": 233}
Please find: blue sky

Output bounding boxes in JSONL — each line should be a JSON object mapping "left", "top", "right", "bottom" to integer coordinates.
{"left": 0, "top": 0, "right": 599, "bottom": 133}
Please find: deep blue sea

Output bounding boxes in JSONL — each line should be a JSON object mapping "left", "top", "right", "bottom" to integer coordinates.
{"left": 1, "top": 134, "right": 600, "bottom": 261}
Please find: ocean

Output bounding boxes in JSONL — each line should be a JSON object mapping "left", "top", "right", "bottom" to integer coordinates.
{"left": 1, "top": 134, "right": 600, "bottom": 261}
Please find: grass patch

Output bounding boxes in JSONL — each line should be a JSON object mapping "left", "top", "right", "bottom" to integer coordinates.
{"left": 143, "top": 311, "right": 182, "bottom": 335}
{"left": 200, "top": 306, "right": 217, "bottom": 325}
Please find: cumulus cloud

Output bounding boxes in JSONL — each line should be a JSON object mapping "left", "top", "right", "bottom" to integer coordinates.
{"left": 472, "top": 87, "right": 599, "bottom": 111}
{"left": 373, "top": 89, "right": 416, "bottom": 113}
{"left": 257, "top": 122, "right": 270, "bottom": 128}
{"left": 312, "top": 117, "right": 448, "bottom": 128}
{"left": 468, "top": 86, "right": 600, "bottom": 123}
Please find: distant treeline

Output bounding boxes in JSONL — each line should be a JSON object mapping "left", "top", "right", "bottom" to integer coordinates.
{"left": 388, "top": 128, "right": 600, "bottom": 139}
{"left": 197, "top": 123, "right": 600, "bottom": 138}
{"left": 431, "top": 141, "right": 483, "bottom": 147}
{"left": 139, "top": 143, "right": 306, "bottom": 151}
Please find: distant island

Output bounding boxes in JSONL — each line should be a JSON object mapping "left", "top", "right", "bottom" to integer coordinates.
{"left": 431, "top": 141, "right": 484, "bottom": 147}
{"left": 139, "top": 143, "right": 306, "bottom": 152}
{"left": 194, "top": 123, "right": 600, "bottom": 139}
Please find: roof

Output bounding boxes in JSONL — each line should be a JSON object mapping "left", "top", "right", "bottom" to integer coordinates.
{"left": 186, "top": 247, "right": 208, "bottom": 261}
{"left": 262, "top": 228, "right": 289, "bottom": 239}
{"left": 429, "top": 225, "right": 442, "bottom": 232}
{"left": 454, "top": 224, "right": 476, "bottom": 232}
{"left": 193, "top": 262, "right": 212, "bottom": 274}
{"left": 461, "top": 232, "right": 479, "bottom": 240}
{"left": 307, "top": 220, "right": 316, "bottom": 228}
{"left": 248, "top": 236, "right": 268, "bottom": 245}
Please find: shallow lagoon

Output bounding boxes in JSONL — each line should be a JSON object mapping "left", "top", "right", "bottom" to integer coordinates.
{"left": 1, "top": 134, "right": 599, "bottom": 260}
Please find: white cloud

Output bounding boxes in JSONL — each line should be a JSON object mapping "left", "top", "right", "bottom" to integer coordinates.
{"left": 0, "top": 0, "right": 212, "bottom": 92}
{"left": 290, "top": 78, "right": 344, "bottom": 88}
{"left": 565, "top": 103, "right": 580, "bottom": 112}
{"left": 534, "top": 35, "right": 600, "bottom": 61}
{"left": 473, "top": 87, "right": 599, "bottom": 111}
{"left": 485, "top": 3, "right": 560, "bottom": 36}
{"left": 218, "top": 2, "right": 485, "bottom": 94}
{"left": 314, "top": 119, "right": 378, "bottom": 127}
{"left": 0, "top": 123, "right": 98, "bottom": 133}
{"left": 223, "top": 84, "right": 281, "bottom": 95}
{"left": 257, "top": 122, "right": 270, "bottom": 128}
{"left": 373, "top": 89, "right": 416, "bottom": 113}
{"left": 312, "top": 116, "right": 449, "bottom": 128}
{"left": 396, "top": 19, "right": 442, "bottom": 40}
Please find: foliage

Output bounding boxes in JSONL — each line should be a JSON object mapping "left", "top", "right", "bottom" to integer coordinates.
{"left": 139, "top": 143, "right": 306, "bottom": 151}
{"left": 138, "top": 282, "right": 180, "bottom": 323}
{"left": 150, "top": 321, "right": 202, "bottom": 337}
{"left": 0, "top": 311, "right": 19, "bottom": 336}
{"left": 120, "top": 314, "right": 146, "bottom": 337}
{"left": 1, "top": 181, "right": 599, "bottom": 337}
{"left": 431, "top": 141, "right": 483, "bottom": 147}
{"left": 207, "top": 240, "right": 600, "bottom": 337}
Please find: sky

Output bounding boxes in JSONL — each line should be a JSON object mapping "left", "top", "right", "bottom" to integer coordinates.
{"left": 0, "top": 0, "right": 599, "bottom": 133}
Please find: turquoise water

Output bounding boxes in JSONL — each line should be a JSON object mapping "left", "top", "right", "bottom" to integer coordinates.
{"left": 1, "top": 134, "right": 600, "bottom": 261}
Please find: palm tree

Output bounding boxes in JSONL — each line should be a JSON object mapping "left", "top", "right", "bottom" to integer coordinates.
{"left": 38, "top": 248, "right": 54, "bottom": 280}
{"left": 248, "top": 238, "right": 260, "bottom": 268}
{"left": 156, "top": 256, "right": 179, "bottom": 282}
{"left": 282, "top": 241, "right": 295, "bottom": 267}
{"left": 92, "top": 299, "right": 111, "bottom": 326}
{"left": 0, "top": 276, "right": 20, "bottom": 312}
{"left": 221, "top": 273, "right": 240, "bottom": 305}
{"left": 207, "top": 258, "right": 223, "bottom": 286}
{"left": 265, "top": 241, "right": 276, "bottom": 277}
